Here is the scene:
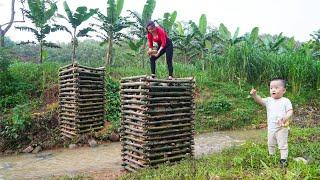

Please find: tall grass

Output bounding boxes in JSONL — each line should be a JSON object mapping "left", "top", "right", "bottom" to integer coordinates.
{"left": 210, "top": 42, "right": 320, "bottom": 93}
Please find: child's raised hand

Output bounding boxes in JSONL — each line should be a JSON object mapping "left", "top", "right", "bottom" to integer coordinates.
{"left": 250, "top": 88, "right": 257, "bottom": 96}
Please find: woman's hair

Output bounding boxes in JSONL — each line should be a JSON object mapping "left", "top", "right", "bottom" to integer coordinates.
{"left": 146, "top": 21, "right": 155, "bottom": 29}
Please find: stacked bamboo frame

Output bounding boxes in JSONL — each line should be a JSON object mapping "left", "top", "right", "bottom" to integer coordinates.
{"left": 120, "top": 75, "right": 195, "bottom": 172}
{"left": 58, "top": 63, "right": 105, "bottom": 138}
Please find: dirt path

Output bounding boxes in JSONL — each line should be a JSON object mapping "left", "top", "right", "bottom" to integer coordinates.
{"left": 0, "top": 129, "right": 265, "bottom": 179}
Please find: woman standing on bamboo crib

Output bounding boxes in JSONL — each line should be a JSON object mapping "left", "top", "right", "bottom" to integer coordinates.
{"left": 146, "top": 21, "right": 174, "bottom": 80}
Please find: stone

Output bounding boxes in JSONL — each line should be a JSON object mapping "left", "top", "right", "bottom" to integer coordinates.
{"left": 22, "top": 146, "right": 34, "bottom": 153}
{"left": 32, "top": 146, "right": 42, "bottom": 154}
{"left": 88, "top": 139, "right": 97, "bottom": 148}
{"left": 109, "top": 133, "right": 120, "bottom": 142}
{"left": 68, "top": 144, "right": 77, "bottom": 149}
{"left": 293, "top": 157, "right": 308, "bottom": 164}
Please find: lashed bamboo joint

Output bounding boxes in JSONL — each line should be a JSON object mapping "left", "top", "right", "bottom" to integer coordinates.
{"left": 120, "top": 76, "right": 195, "bottom": 172}
{"left": 58, "top": 63, "right": 105, "bottom": 139}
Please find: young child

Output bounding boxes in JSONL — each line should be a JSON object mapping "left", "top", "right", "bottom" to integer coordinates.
{"left": 250, "top": 78, "right": 293, "bottom": 166}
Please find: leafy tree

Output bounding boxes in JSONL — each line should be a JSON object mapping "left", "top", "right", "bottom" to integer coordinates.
{"left": 15, "top": 0, "right": 58, "bottom": 63}
{"left": 53, "top": 1, "right": 97, "bottom": 63}
{"left": 0, "top": 0, "right": 25, "bottom": 47}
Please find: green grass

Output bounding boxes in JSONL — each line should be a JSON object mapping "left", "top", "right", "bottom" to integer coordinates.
{"left": 121, "top": 127, "right": 320, "bottom": 179}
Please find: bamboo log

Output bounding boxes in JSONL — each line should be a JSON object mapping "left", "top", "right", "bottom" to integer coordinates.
{"left": 122, "top": 151, "right": 145, "bottom": 161}
{"left": 149, "top": 154, "right": 188, "bottom": 164}
{"left": 59, "top": 73, "right": 79, "bottom": 79}
{"left": 122, "top": 141, "right": 143, "bottom": 148}
{"left": 60, "top": 120, "right": 77, "bottom": 126}
{"left": 79, "top": 71, "right": 103, "bottom": 77}
{"left": 78, "top": 109, "right": 104, "bottom": 115}
{"left": 78, "top": 113, "right": 104, "bottom": 119}
{"left": 146, "top": 102, "right": 192, "bottom": 107}
{"left": 78, "top": 98, "right": 104, "bottom": 102}
{"left": 78, "top": 118, "right": 104, "bottom": 124}
{"left": 147, "top": 92, "right": 192, "bottom": 96}
{"left": 148, "top": 96, "right": 193, "bottom": 101}
{"left": 146, "top": 78, "right": 194, "bottom": 83}
{"left": 120, "top": 75, "right": 147, "bottom": 81}
{"left": 79, "top": 84, "right": 104, "bottom": 88}
{"left": 147, "top": 123, "right": 192, "bottom": 131}
{"left": 122, "top": 136, "right": 145, "bottom": 143}
{"left": 78, "top": 122, "right": 104, "bottom": 129}
{"left": 146, "top": 128, "right": 193, "bottom": 136}
{"left": 121, "top": 82, "right": 149, "bottom": 87}
{"left": 123, "top": 130, "right": 145, "bottom": 138}
{"left": 121, "top": 94, "right": 148, "bottom": 99}
{"left": 59, "top": 78, "right": 78, "bottom": 84}
{"left": 60, "top": 128, "right": 77, "bottom": 136}
{"left": 145, "top": 143, "right": 191, "bottom": 152}
{"left": 61, "top": 132, "right": 74, "bottom": 139}
{"left": 79, "top": 102, "right": 104, "bottom": 106}
{"left": 59, "top": 116, "right": 77, "bottom": 121}
{"left": 148, "top": 113, "right": 194, "bottom": 120}
{"left": 122, "top": 115, "right": 146, "bottom": 122}
{"left": 78, "top": 80, "right": 104, "bottom": 84}
{"left": 79, "top": 94, "right": 104, "bottom": 98}
{"left": 59, "top": 63, "right": 75, "bottom": 71}
{"left": 79, "top": 89, "right": 104, "bottom": 93}
{"left": 123, "top": 125, "right": 145, "bottom": 133}
{"left": 122, "top": 145, "right": 145, "bottom": 154}
{"left": 59, "top": 83, "right": 78, "bottom": 88}
{"left": 121, "top": 100, "right": 148, "bottom": 105}
{"left": 147, "top": 149, "right": 191, "bottom": 158}
{"left": 123, "top": 156, "right": 147, "bottom": 167}
{"left": 123, "top": 165, "right": 137, "bottom": 172}
{"left": 122, "top": 105, "right": 147, "bottom": 111}
{"left": 146, "top": 118, "right": 192, "bottom": 125}
{"left": 146, "top": 132, "right": 192, "bottom": 141}
{"left": 146, "top": 137, "right": 192, "bottom": 146}
{"left": 79, "top": 126, "right": 103, "bottom": 133}
{"left": 78, "top": 64, "right": 104, "bottom": 71}
{"left": 60, "top": 125, "right": 77, "bottom": 131}
{"left": 122, "top": 110, "right": 148, "bottom": 118}
{"left": 122, "top": 120, "right": 145, "bottom": 128}
{"left": 147, "top": 107, "right": 192, "bottom": 114}
{"left": 120, "top": 89, "right": 149, "bottom": 93}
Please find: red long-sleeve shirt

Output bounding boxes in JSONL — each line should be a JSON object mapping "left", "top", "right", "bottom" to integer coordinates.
{"left": 147, "top": 26, "right": 168, "bottom": 49}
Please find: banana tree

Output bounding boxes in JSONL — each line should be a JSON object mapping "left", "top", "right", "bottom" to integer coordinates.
{"left": 189, "top": 14, "right": 215, "bottom": 70}
{"left": 15, "top": 0, "right": 58, "bottom": 63}
{"left": 93, "top": 0, "right": 130, "bottom": 66}
{"left": 127, "top": 0, "right": 156, "bottom": 67}
{"left": 158, "top": 11, "right": 177, "bottom": 36}
{"left": 260, "top": 32, "right": 286, "bottom": 52}
{"left": 171, "top": 22, "right": 197, "bottom": 63}
{"left": 53, "top": 1, "right": 97, "bottom": 63}
{"left": 216, "top": 23, "right": 243, "bottom": 54}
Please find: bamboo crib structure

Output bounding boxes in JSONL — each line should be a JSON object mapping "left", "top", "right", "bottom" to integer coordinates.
{"left": 58, "top": 63, "right": 105, "bottom": 138}
{"left": 120, "top": 75, "right": 195, "bottom": 172}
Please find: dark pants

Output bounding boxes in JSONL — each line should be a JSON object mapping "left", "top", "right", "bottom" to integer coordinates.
{"left": 150, "top": 38, "right": 173, "bottom": 76}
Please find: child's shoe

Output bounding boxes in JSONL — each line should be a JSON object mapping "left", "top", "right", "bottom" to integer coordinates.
{"left": 280, "top": 159, "right": 288, "bottom": 167}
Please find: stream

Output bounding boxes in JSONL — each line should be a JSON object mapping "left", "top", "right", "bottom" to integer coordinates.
{"left": 0, "top": 129, "right": 265, "bottom": 179}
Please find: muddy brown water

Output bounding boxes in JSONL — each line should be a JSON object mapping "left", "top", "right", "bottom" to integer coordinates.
{"left": 0, "top": 129, "right": 265, "bottom": 179}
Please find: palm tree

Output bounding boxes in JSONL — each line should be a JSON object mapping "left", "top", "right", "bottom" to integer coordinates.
{"left": 15, "top": 0, "right": 58, "bottom": 63}
{"left": 53, "top": 1, "right": 97, "bottom": 63}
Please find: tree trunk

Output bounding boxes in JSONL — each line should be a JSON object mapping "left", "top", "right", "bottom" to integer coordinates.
{"left": 0, "top": 30, "right": 4, "bottom": 47}
{"left": 106, "top": 38, "right": 113, "bottom": 65}
{"left": 71, "top": 29, "right": 77, "bottom": 63}
{"left": 39, "top": 42, "right": 43, "bottom": 63}
{"left": 201, "top": 51, "right": 205, "bottom": 71}
{"left": 0, "top": 0, "right": 16, "bottom": 47}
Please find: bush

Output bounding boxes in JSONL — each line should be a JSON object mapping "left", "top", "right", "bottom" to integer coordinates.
{"left": 105, "top": 75, "right": 121, "bottom": 129}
